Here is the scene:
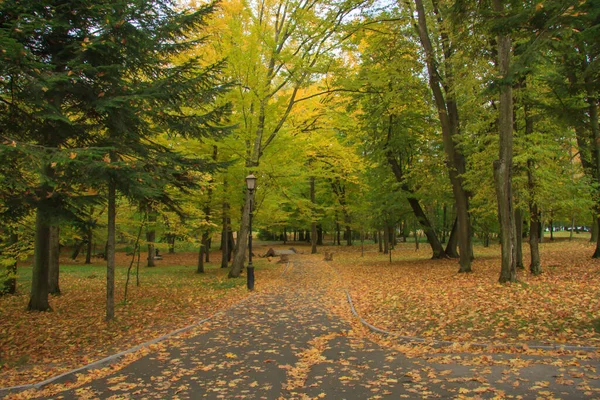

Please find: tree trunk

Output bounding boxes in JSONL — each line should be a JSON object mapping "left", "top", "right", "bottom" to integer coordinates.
{"left": 442, "top": 204, "right": 447, "bottom": 243}
{"left": 549, "top": 217, "right": 554, "bottom": 241}
{"left": 85, "top": 228, "right": 93, "bottom": 264}
{"left": 229, "top": 189, "right": 251, "bottom": 278}
{"left": 146, "top": 206, "right": 156, "bottom": 267}
{"left": 336, "top": 223, "right": 341, "bottom": 245}
{"left": 385, "top": 120, "right": 447, "bottom": 258}
{"left": 445, "top": 217, "right": 459, "bottom": 258}
{"left": 383, "top": 225, "right": 389, "bottom": 254}
{"left": 106, "top": 178, "right": 116, "bottom": 321}
{"left": 345, "top": 225, "right": 352, "bottom": 246}
{"left": 28, "top": 199, "right": 52, "bottom": 311}
{"left": 71, "top": 241, "right": 85, "bottom": 260}
{"left": 412, "top": 0, "right": 472, "bottom": 272}
{"left": 221, "top": 201, "right": 229, "bottom": 269}
{"left": 169, "top": 236, "right": 175, "bottom": 254}
{"left": 197, "top": 239, "right": 205, "bottom": 273}
{"left": 515, "top": 208, "right": 524, "bottom": 270}
{"left": 414, "top": 219, "right": 419, "bottom": 250}
{"left": 529, "top": 205, "right": 542, "bottom": 275}
{"left": 378, "top": 231, "right": 383, "bottom": 252}
{"left": 48, "top": 225, "right": 60, "bottom": 295}
{"left": 317, "top": 224, "right": 323, "bottom": 246}
{"left": 591, "top": 215, "right": 598, "bottom": 243}
{"left": 310, "top": 176, "right": 317, "bottom": 254}
{"left": 493, "top": 2, "right": 517, "bottom": 283}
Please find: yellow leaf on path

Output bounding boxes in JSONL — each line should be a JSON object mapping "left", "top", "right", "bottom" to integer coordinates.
{"left": 225, "top": 352, "right": 237, "bottom": 358}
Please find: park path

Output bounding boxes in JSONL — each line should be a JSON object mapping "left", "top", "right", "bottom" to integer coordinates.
{"left": 8, "top": 255, "right": 600, "bottom": 399}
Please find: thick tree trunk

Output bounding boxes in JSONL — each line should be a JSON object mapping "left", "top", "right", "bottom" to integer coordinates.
{"left": 48, "top": 225, "right": 60, "bottom": 295}
{"left": 591, "top": 215, "right": 598, "bottom": 243}
{"left": 378, "top": 231, "right": 383, "bottom": 252}
{"left": 229, "top": 190, "right": 251, "bottom": 278}
{"left": 493, "top": 3, "right": 517, "bottom": 283}
{"left": 587, "top": 86, "right": 600, "bottom": 257}
{"left": 515, "top": 208, "right": 524, "bottom": 270}
{"left": 336, "top": 223, "right": 341, "bottom": 245}
{"left": 345, "top": 225, "right": 352, "bottom": 246}
{"left": 28, "top": 200, "right": 52, "bottom": 311}
{"left": 445, "top": 217, "right": 459, "bottom": 258}
{"left": 106, "top": 179, "right": 116, "bottom": 321}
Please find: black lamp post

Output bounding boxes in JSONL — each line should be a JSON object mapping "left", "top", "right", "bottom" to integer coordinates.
{"left": 246, "top": 174, "right": 257, "bottom": 291}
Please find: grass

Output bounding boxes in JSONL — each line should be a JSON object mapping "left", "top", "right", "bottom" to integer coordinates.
{"left": 0, "top": 247, "right": 285, "bottom": 388}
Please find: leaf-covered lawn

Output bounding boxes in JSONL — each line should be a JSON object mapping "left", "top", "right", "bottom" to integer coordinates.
{"left": 333, "top": 239, "right": 600, "bottom": 347}
{"left": 0, "top": 247, "right": 284, "bottom": 388}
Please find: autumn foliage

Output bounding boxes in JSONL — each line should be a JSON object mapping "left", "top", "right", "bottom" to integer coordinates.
{"left": 333, "top": 239, "right": 600, "bottom": 347}
{"left": 0, "top": 248, "right": 283, "bottom": 388}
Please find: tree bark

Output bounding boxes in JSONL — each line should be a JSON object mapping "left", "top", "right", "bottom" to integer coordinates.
{"left": 411, "top": 0, "right": 472, "bottom": 272}
{"left": 28, "top": 196, "right": 52, "bottom": 311}
{"left": 386, "top": 152, "right": 447, "bottom": 258}
{"left": 146, "top": 206, "right": 156, "bottom": 267}
{"left": 445, "top": 217, "right": 459, "bottom": 258}
{"left": 48, "top": 225, "right": 60, "bottom": 295}
{"left": 85, "top": 227, "right": 93, "bottom": 264}
{"left": 493, "top": 0, "right": 517, "bottom": 283}
{"left": 586, "top": 81, "right": 600, "bottom": 257}
{"left": 317, "top": 224, "right": 323, "bottom": 245}
{"left": 221, "top": 201, "right": 230, "bottom": 269}
{"left": 529, "top": 204, "right": 542, "bottom": 275}
{"left": 169, "top": 236, "right": 175, "bottom": 254}
{"left": 229, "top": 189, "right": 251, "bottom": 278}
{"left": 106, "top": 178, "right": 116, "bottom": 321}
{"left": 383, "top": 225, "right": 389, "bottom": 254}
{"left": 515, "top": 208, "right": 524, "bottom": 270}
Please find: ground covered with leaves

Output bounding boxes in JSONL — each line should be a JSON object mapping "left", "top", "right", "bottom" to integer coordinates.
{"left": 333, "top": 237, "right": 600, "bottom": 348}
{"left": 0, "top": 245, "right": 286, "bottom": 388}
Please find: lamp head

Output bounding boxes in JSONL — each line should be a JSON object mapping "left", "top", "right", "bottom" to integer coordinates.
{"left": 245, "top": 174, "right": 257, "bottom": 191}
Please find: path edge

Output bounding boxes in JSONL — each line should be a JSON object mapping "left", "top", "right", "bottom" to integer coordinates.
{"left": 343, "top": 288, "right": 599, "bottom": 353}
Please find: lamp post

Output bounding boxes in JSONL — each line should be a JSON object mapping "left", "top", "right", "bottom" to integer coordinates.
{"left": 245, "top": 174, "right": 257, "bottom": 291}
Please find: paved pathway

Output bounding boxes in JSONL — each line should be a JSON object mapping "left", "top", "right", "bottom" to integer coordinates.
{"left": 12, "top": 256, "right": 600, "bottom": 399}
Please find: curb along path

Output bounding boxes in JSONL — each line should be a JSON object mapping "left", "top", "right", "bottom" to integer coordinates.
{"left": 4, "top": 254, "right": 600, "bottom": 399}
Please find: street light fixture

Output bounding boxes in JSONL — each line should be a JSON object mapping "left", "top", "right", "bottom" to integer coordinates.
{"left": 245, "top": 174, "right": 257, "bottom": 291}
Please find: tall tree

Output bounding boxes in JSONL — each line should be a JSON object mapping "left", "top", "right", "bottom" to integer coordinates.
{"left": 407, "top": 0, "right": 474, "bottom": 272}
{"left": 492, "top": 0, "right": 517, "bottom": 283}
{"left": 217, "top": 0, "right": 365, "bottom": 277}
